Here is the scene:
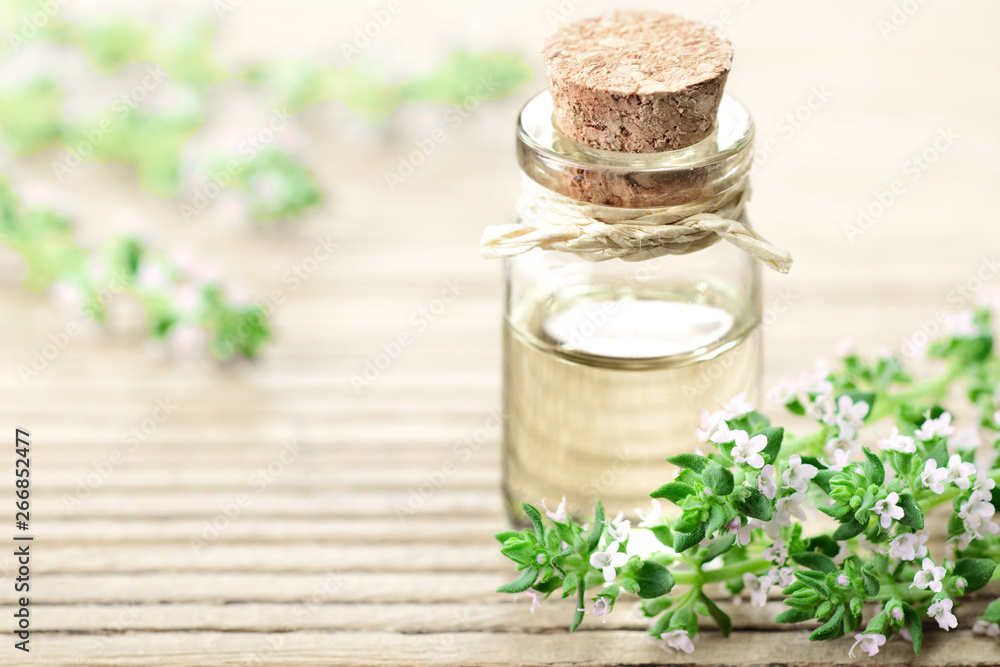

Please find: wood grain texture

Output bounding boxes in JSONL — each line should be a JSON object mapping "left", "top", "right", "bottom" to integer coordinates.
{"left": 1, "top": 0, "right": 1000, "bottom": 664}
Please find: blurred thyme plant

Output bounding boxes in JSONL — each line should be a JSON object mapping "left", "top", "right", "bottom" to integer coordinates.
{"left": 0, "top": 2, "right": 533, "bottom": 218}
{"left": 0, "top": 177, "right": 270, "bottom": 361}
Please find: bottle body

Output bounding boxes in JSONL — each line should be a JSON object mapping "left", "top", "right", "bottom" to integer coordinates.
{"left": 501, "top": 92, "right": 762, "bottom": 522}
{"left": 503, "top": 225, "right": 761, "bottom": 521}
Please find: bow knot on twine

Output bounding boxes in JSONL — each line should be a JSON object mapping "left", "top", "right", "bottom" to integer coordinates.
{"left": 480, "top": 178, "right": 792, "bottom": 273}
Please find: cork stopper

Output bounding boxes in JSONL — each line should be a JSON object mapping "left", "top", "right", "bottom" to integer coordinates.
{"left": 543, "top": 11, "right": 734, "bottom": 153}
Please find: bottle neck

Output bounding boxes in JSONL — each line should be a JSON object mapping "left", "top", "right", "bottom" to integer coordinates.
{"left": 516, "top": 91, "right": 755, "bottom": 209}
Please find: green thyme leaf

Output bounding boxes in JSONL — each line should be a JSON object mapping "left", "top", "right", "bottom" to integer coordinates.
{"left": 703, "top": 464, "right": 735, "bottom": 496}
{"left": 496, "top": 566, "right": 538, "bottom": 594}
{"left": 954, "top": 558, "right": 997, "bottom": 593}
{"left": 632, "top": 560, "right": 675, "bottom": 599}
{"left": 809, "top": 603, "right": 845, "bottom": 642}
{"left": 791, "top": 551, "right": 838, "bottom": 574}
{"left": 666, "top": 453, "right": 711, "bottom": 473}
{"left": 650, "top": 482, "right": 697, "bottom": 503}
{"left": 699, "top": 591, "right": 732, "bottom": 637}
{"left": 759, "top": 426, "right": 784, "bottom": 464}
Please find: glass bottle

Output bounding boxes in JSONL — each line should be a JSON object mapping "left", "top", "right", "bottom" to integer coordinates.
{"left": 502, "top": 91, "right": 762, "bottom": 523}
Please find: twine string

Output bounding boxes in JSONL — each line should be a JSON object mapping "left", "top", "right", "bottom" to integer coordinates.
{"left": 480, "top": 179, "right": 793, "bottom": 273}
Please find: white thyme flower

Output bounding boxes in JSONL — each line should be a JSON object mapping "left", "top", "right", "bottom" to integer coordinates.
{"left": 973, "top": 620, "right": 1000, "bottom": 637}
{"left": 849, "top": 633, "right": 885, "bottom": 658}
{"left": 806, "top": 392, "right": 837, "bottom": 425}
{"left": 769, "top": 565, "right": 795, "bottom": 588}
{"left": 591, "top": 597, "right": 610, "bottom": 623}
{"left": 974, "top": 476, "right": 997, "bottom": 495}
{"left": 958, "top": 484, "right": 999, "bottom": 540}
{"left": 889, "top": 533, "right": 918, "bottom": 561}
{"left": 834, "top": 395, "right": 870, "bottom": 438}
{"left": 720, "top": 392, "right": 754, "bottom": 419}
{"left": 822, "top": 446, "right": 852, "bottom": 472}
{"left": 590, "top": 541, "right": 629, "bottom": 583}
{"left": 762, "top": 538, "right": 788, "bottom": 566}
{"left": 695, "top": 408, "right": 726, "bottom": 442}
{"left": 915, "top": 411, "right": 955, "bottom": 441}
{"left": 758, "top": 464, "right": 777, "bottom": 500}
{"left": 709, "top": 421, "right": 738, "bottom": 445}
{"left": 943, "top": 310, "right": 978, "bottom": 338}
{"left": 911, "top": 558, "right": 946, "bottom": 593}
{"left": 920, "top": 459, "right": 948, "bottom": 494}
{"left": 877, "top": 426, "right": 915, "bottom": 454}
{"left": 168, "top": 323, "right": 210, "bottom": 361}
{"left": 607, "top": 512, "right": 630, "bottom": 542}
{"left": 857, "top": 535, "right": 886, "bottom": 556}
{"left": 942, "top": 454, "right": 976, "bottom": 490}
{"left": 768, "top": 377, "right": 798, "bottom": 406}
{"left": 658, "top": 629, "right": 695, "bottom": 654}
{"left": 729, "top": 518, "right": 755, "bottom": 546}
{"left": 635, "top": 499, "right": 662, "bottom": 528}
{"left": 873, "top": 492, "right": 905, "bottom": 530}
{"left": 950, "top": 427, "right": 981, "bottom": 453}
{"left": 774, "top": 492, "right": 807, "bottom": 525}
{"left": 730, "top": 431, "right": 767, "bottom": 469}
{"left": 137, "top": 261, "right": 169, "bottom": 289}
{"left": 50, "top": 281, "right": 83, "bottom": 312}
{"left": 542, "top": 496, "right": 567, "bottom": 522}
{"left": 801, "top": 359, "right": 834, "bottom": 395}
{"left": 832, "top": 540, "right": 850, "bottom": 565}
{"left": 524, "top": 589, "right": 542, "bottom": 614}
{"left": 835, "top": 338, "right": 854, "bottom": 358}
{"left": 761, "top": 518, "right": 782, "bottom": 539}
{"left": 888, "top": 530, "right": 929, "bottom": 561}
{"left": 781, "top": 455, "right": 818, "bottom": 493}
{"left": 743, "top": 572, "right": 772, "bottom": 608}
{"left": 928, "top": 598, "right": 958, "bottom": 630}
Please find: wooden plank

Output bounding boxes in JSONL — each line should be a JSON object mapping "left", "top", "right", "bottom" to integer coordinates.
{"left": 22, "top": 544, "right": 510, "bottom": 574}
{"left": 0, "top": 572, "right": 511, "bottom": 605}
{"left": 25, "top": 490, "right": 504, "bottom": 518}
{"left": 23, "top": 599, "right": 999, "bottom": 634}
{"left": 10, "top": 630, "right": 1000, "bottom": 667}
{"left": 25, "top": 517, "right": 502, "bottom": 544}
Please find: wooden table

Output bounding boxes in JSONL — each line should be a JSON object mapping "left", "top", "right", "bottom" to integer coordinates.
{"left": 1, "top": 1, "right": 999, "bottom": 664}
